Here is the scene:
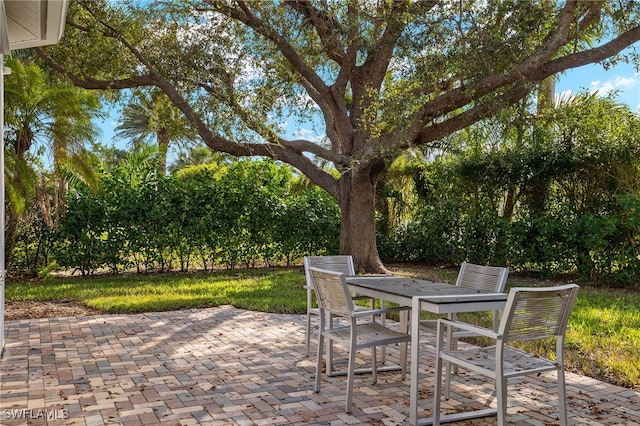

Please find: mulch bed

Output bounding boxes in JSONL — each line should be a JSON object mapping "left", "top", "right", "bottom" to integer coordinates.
{"left": 4, "top": 300, "right": 100, "bottom": 320}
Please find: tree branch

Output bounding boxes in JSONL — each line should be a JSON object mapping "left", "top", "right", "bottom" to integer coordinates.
{"left": 375, "top": 11, "right": 638, "bottom": 162}
{"left": 417, "top": 83, "right": 531, "bottom": 147}
{"left": 36, "top": 49, "right": 155, "bottom": 89}
{"left": 417, "top": 1, "right": 580, "bottom": 125}
{"left": 278, "top": 137, "right": 347, "bottom": 165}
{"left": 209, "top": 1, "right": 332, "bottom": 106}
{"left": 409, "top": 24, "right": 640, "bottom": 150}
{"left": 540, "top": 25, "right": 640, "bottom": 78}
{"left": 401, "top": 1, "right": 634, "bottom": 148}
{"left": 283, "top": 0, "right": 346, "bottom": 64}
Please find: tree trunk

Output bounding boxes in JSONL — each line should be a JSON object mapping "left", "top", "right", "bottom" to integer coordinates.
{"left": 502, "top": 186, "right": 520, "bottom": 221}
{"left": 338, "top": 162, "right": 389, "bottom": 274}
{"left": 157, "top": 128, "right": 170, "bottom": 175}
{"left": 5, "top": 210, "right": 19, "bottom": 271}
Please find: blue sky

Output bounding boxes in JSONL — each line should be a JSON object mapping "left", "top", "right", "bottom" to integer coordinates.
{"left": 97, "top": 60, "right": 640, "bottom": 153}
{"left": 556, "top": 60, "right": 640, "bottom": 111}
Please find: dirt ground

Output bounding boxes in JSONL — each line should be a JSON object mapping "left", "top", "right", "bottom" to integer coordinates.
{"left": 4, "top": 300, "right": 100, "bottom": 320}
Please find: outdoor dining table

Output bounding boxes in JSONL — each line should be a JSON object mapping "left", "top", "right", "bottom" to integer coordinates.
{"left": 345, "top": 275, "right": 509, "bottom": 426}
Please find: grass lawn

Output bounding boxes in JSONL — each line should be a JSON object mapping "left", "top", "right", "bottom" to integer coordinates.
{"left": 5, "top": 264, "right": 639, "bottom": 391}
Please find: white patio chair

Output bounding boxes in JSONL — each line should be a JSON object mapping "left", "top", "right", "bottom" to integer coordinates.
{"left": 432, "top": 283, "right": 580, "bottom": 426}
{"left": 419, "top": 262, "right": 509, "bottom": 334}
{"left": 308, "top": 267, "right": 411, "bottom": 414}
{"left": 304, "top": 256, "right": 385, "bottom": 368}
{"left": 304, "top": 256, "right": 357, "bottom": 357}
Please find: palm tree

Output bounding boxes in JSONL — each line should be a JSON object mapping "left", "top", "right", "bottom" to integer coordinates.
{"left": 3, "top": 56, "right": 102, "bottom": 267}
{"left": 167, "top": 145, "right": 232, "bottom": 174}
{"left": 115, "top": 88, "right": 196, "bottom": 175}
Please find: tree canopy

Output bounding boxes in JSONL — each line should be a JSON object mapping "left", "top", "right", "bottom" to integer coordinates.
{"left": 37, "top": 0, "right": 640, "bottom": 272}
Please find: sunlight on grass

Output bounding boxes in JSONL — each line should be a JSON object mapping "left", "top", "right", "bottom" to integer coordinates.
{"left": 563, "top": 289, "right": 640, "bottom": 388}
{"left": 6, "top": 268, "right": 308, "bottom": 315}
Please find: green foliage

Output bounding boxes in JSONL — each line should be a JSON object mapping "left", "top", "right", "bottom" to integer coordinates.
{"left": 10, "top": 208, "right": 57, "bottom": 277}
{"left": 2, "top": 56, "right": 103, "bottom": 271}
{"left": 381, "top": 94, "right": 640, "bottom": 283}
{"left": 51, "top": 154, "right": 340, "bottom": 274}
{"left": 275, "top": 187, "right": 341, "bottom": 263}
{"left": 38, "top": 0, "right": 640, "bottom": 272}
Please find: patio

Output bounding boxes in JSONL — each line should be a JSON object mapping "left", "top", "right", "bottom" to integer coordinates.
{"left": 1, "top": 305, "right": 639, "bottom": 425}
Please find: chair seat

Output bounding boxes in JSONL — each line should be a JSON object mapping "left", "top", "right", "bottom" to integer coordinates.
{"left": 441, "top": 345, "right": 558, "bottom": 377}
{"left": 324, "top": 322, "right": 410, "bottom": 348}
{"left": 308, "top": 304, "right": 371, "bottom": 316}
{"left": 421, "top": 319, "right": 482, "bottom": 338}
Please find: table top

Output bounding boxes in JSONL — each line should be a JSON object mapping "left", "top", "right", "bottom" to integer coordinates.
{"left": 346, "top": 276, "right": 508, "bottom": 304}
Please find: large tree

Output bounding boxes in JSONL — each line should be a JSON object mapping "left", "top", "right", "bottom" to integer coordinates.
{"left": 37, "top": 0, "right": 640, "bottom": 272}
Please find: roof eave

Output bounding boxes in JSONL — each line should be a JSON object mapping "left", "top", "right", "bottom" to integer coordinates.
{"left": 1, "top": 0, "right": 68, "bottom": 53}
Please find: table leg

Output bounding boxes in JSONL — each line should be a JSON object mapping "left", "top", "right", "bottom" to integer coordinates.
{"left": 410, "top": 297, "right": 422, "bottom": 426}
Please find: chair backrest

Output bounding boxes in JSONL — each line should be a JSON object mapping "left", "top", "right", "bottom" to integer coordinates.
{"left": 456, "top": 262, "right": 509, "bottom": 293}
{"left": 499, "top": 283, "right": 580, "bottom": 343}
{"left": 307, "top": 267, "right": 354, "bottom": 317}
{"left": 304, "top": 255, "right": 355, "bottom": 288}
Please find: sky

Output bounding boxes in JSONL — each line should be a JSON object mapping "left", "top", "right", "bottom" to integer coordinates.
{"left": 96, "top": 59, "right": 640, "bottom": 155}
{"left": 556, "top": 60, "right": 640, "bottom": 111}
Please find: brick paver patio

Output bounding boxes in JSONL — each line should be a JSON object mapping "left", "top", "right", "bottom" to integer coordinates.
{"left": 1, "top": 305, "right": 639, "bottom": 425}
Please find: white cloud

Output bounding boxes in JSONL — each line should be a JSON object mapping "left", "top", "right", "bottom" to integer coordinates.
{"left": 590, "top": 75, "right": 637, "bottom": 95}
{"left": 291, "top": 128, "right": 323, "bottom": 143}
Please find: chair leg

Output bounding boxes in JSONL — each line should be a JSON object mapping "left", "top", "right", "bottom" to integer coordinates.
{"left": 371, "top": 345, "right": 378, "bottom": 384}
{"left": 399, "top": 341, "right": 407, "bottom": 381}
{"left": 366, "top": 297, "right": 387, "bottom": 365}
{"left": 433, "top": 347, "right": 444, "bottom": 426}
{"left": 306, "top": 287, "right": 314, "bottom": 357}
{"left": 496, "top": 375, "right": 507, "bottom": 425}
{"left": 345, "top": 338, "right": 357, "bottom": 413}
{"left": 400, "top": 310, "right": 408, "bottom": 380}
{"left": 444, "top": 317, "right": 454, "bottom": 399}
{"left": 443, "top": 360, "right": 452, "bottom": 399}
{"left": 448, "top": 313, "right": 459, "bottom": 388}
{"left": 557, "top": 365, "right": 568, "bottom": 426}
{"left": 327, "top": 313, "right": 335, "bottom": 373}
{"left": 305, "top": 310, "right": 312, "bottom": 357}
{"left": 380, "top": 299, "right": 387, "bottom": 364}
{"left": 314, "top": 333, "right": 324, "bottom": 393}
